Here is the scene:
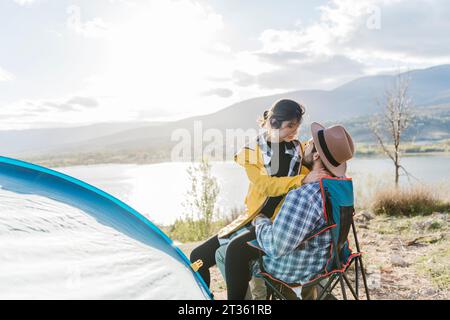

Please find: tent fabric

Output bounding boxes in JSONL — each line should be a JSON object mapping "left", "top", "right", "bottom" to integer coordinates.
{"left": 0, "top": 156, "right": 212, "bottom": 300}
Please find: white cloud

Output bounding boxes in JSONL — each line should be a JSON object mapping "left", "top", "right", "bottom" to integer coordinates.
{"left": 0, "top": 67, "right": 14, "bottom": 81}
{"left": 1, "top": 0, "right": 240, "bottom": 128}
{"left": 231, "top": 0, "right": 450, "bottom": 91}
{"left": 13, "top": 0, "right": 37, "bottom": 6}
{"left": 1, "top": 96, "right": 108, "bottom": 130}
{"left": 258, "top": 0, "right": 385, "bottom": 56}
{"left": 66, "top": 5, "right": 110, "bottom": 38}
{"left": 6, "top": 0, "right": 449, "bottom": 129}
{"left": 201, "top": 88, "right": 233, "bottom": 98}
{"left": 81, "top": 0, "right": 236, "bottom": 120}
{"left": 257, "top": 54, "right": 365, "bottom": 90}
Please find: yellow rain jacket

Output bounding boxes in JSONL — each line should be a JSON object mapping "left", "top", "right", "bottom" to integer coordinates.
{"left": 217, "top": 136, "right": 310, "bottom": 238}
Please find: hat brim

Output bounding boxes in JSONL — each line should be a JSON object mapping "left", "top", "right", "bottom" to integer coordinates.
{"left": 311, "top": 122, "right": 347, "bottom": 177}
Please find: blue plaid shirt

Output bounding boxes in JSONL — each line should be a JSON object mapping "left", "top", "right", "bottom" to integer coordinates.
{"left": 254, "top": 182, "right": 331, "bottom": 285}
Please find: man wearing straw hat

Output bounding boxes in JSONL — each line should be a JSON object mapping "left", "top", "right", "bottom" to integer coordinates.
{"left": 225, "top": 122, "right": 355, "bottom": 299}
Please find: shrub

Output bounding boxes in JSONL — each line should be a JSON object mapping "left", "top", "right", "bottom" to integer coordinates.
{"left": 372, "top": 186, "right": 450, "bottom": 216}
{"left": 167, "top": 218, "right": 228, "bottom": 243}
{"left": 169, "top": 159, "right": 220, "bottom": 242}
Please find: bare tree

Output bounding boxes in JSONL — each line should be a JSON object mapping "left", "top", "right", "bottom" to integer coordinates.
{"left": 370, "top": 74, "right": 414, "bottom": 187}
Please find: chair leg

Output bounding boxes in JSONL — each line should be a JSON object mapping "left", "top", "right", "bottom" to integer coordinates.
{"left": 266, "top": 286, "right": 272, "bottom": 300}
{"left": 301, "top": 285, "right": 318, "bottom": 300}
{"left": 317, "top": 277, "right": 333, "bottom": 300}
{"left": 352, "top": 222, "right": 371, "bottom": 300}
{"left": 266, "top": 282, "right": 276, "bottom": 300}
{"left": 342, "top": 273, "right": 358, "bottom": 300}
{"left": 317, "top": 275, "right": 340, "bottom": 300}
{"left": 329, "top": 276, "right": 340, "bottom": 293}
{"left": 339, "top": 275, "right": 348, "bottom": 300}
{"left": 355, "top": 258, "right": 359, "bottom": 298}
{"left": 264, "top": 279, "right": 286, "bottom": 300}
{"left": 358, "top": 256, "right": 371, "bottom": 300}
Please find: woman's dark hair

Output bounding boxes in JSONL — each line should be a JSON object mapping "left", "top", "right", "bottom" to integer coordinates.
{"left": 258, "top": 99, "right": 305, "bottom": 129}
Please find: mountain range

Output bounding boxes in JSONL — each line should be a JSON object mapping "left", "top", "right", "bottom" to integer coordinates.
{"left": 1, "top": 65, "right": 449, "bottom": 160}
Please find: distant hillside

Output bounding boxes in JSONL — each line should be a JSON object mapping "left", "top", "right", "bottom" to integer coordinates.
{"left": 22, "top": 103, "right": 448, "bottom": 167}
{"left": 337, "top": 104, "right": 450, "bottom": 143}
{"left": 0, "top": 121, "right": 160, "bottom": 157}
{"left": 2, "top": 65, "right": 450, "bottom": 164}
{"left": 52, "top": 65, "right": 450, "bottom": 154}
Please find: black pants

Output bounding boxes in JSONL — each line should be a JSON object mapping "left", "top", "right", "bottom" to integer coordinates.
{"left": 225, "top": 226, "right": 259, "bottom": 300}
{"left": 189, "top": 235, "right": 220, "bottom": 287}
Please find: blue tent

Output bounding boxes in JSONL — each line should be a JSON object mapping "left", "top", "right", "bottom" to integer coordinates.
{"left": 0, "top": 156, "right": 212, "bottom": 299}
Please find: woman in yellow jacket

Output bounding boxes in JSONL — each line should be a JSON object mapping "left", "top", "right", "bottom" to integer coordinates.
{"left": 190, "top": 99, "right": 322, "bottom": 292}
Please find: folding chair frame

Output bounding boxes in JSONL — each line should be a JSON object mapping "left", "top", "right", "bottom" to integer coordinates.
{"left": 261, "top": 220, "right": 370, "bottom": 300}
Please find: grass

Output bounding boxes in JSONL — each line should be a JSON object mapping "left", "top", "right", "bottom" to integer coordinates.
{"left": 163, "top": 218, "right": 227, "bottom": 243}
{"left": 415, "top": 242, "right": 450, "bottom": 290}
{"left": 356, "top": 212, "right": 449, "bottom": 298}
{"left": 162, "top": 206, "right": 243, "bottom": 243}
{"left": 371, "top": 186, "right": 450, "bottom": 216}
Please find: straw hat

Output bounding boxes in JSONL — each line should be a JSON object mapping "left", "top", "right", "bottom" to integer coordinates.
{"left": 311, "top": 122, "right": 355, "bottom": 177}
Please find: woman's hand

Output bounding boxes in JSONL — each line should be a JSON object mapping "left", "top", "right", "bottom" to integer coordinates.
{"left": 300, "top": 139, "right": 312, "bottom": 157}
{"left": 302, "top": 169, "right": 330, "bottom": 184}
{"left": 298, "top": 143, "right": 306, "bottom": 157}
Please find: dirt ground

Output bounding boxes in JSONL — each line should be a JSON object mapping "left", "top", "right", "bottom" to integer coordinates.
{"left": 179, "top": 212, "right": 449, "bottom": 300}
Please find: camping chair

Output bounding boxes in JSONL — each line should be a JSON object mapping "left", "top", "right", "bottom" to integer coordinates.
{"left": 248, "top": 177, "right": 370, "bottom": 300}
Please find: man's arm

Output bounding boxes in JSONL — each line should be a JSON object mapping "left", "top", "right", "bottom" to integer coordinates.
{"left": 255, "top": 189, "right": 320, "bottom": 258}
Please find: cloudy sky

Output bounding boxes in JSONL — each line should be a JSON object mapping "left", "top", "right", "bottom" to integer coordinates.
{"left": 1, "top": 0, "right": 450, "bottom": 129}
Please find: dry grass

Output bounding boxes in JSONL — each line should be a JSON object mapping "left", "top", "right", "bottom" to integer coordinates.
{"left": 371, "top": 186, "right": 450, "bottom": 216}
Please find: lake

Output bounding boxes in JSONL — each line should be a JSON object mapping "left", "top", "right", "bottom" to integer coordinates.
{"left": 57, "top": 155, "right": 450, "bottom": 225}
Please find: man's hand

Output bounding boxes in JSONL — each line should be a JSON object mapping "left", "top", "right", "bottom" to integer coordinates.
{"left": 302, "top": 169, "right": 331, "bottom": 184}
